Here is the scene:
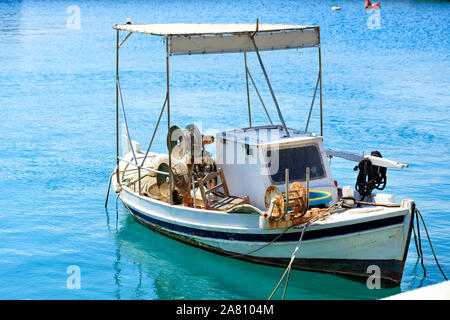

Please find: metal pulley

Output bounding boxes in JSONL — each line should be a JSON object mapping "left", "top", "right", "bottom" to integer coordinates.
{"left": 286, "top": 181, "right": 307, "bottom": 213}
{"left": 264, "top": 181, "right": 308, "bottom": 217}
{"left": 264, "top": 186, "right": 285, "bottom": 218}
{"left": 264, "top": 168, "right": 311, "bottom": 220}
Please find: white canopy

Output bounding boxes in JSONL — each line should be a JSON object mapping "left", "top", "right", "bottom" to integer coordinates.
{"left": 113, "top": 23, "right": 320, "bottom": 55}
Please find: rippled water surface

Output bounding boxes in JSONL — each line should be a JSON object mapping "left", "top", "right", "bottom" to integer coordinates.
{"left": 0, "top": 0, "right": 449, "bottom": 299}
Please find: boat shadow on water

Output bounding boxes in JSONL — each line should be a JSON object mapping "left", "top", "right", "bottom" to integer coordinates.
{"left": 105, "top": 206, "right": 401, "bottom": 300}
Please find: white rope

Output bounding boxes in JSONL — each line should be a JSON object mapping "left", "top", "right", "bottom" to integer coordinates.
{"left": 268, "top": 222, "right": 310, "bottom": 300}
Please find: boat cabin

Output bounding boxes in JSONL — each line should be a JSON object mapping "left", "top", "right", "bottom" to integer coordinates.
{"left": 216, "top": 125, "right": 337, "bottom": 210}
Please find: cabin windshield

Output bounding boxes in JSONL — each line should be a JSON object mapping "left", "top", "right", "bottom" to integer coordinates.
{"left": 267, "top": 145, "right": 325, "bottom": 183}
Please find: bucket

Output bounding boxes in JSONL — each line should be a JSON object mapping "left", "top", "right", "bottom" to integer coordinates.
{"left": 308, "top": 190, "right": 332, "bottom": 207}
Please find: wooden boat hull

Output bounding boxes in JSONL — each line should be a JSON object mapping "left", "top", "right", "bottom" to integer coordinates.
{"left": 121, "top": 187, "right": 414, "bottom": 286}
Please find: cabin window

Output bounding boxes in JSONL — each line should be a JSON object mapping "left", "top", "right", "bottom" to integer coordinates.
{"left": 267, "top": 145, "right": 325, "bottom": 183}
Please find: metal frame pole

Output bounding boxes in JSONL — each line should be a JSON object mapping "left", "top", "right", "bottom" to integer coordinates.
{"left": 166, "top": 36, "right": 173, "bottom": 205}
{"left": 137, "top": 166, "right": 141, "bottom": 195}
{"left": 140, "top": 94, "right": 168, "bottom": 167}
{"left": 305, "top": 72, "right": 320, "bottom": 132}
{"left": 317, "top": 27, "right": 323, "bottom": 137}
{"left": 115, "top": 30, "right": 120, "bottom": 184}
{"left": 247, "top": 69, "right": 273, "bottom": 125}
{"left": 249, "top": 35, "right": 289, "bottom": 137}
{"left": 244, "top": 52, "right": 251, "bottom": 127}
{"left": 116, "top": 79, "right": 137, "bottom": 164}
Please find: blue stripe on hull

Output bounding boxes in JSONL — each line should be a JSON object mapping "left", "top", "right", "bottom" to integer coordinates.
{"left": 127, "top": 205, "right": 405, "bottom": 242}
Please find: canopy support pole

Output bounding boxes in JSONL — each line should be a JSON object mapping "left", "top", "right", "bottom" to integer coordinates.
{"left": 118, "top": 32, "right": 133, "bottom": 48}
{"left": 244, "top": 52, "right": 251, "bottom": 127}
{"left": 305, "top": 71, "right": 320, "bottom": 132}
{"left": 117, "top": 79, "right": 138, "bottom": 165}
{"left": 318, "top": 27, "right": 323, "bottom": 137}
{"left": 246, "top": 68, "right": 273, "bottom": 125}
{"left": 249, "top": 35, "right": 290, "bottom": 137}
{"left": 117, "top": 78, "right": 140, "bottom": 194}
{"left": 115, "top": 30, "right": 120, "bottom": 185}
{"left": 166, "top": 37, "right": 173, "bottom": 205}
{"left": 140, "top": 93, "right": 168, "bottom": 167}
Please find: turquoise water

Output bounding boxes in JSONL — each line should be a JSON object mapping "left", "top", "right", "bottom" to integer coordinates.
{"left": 0, "top": 0, "right": 449, "bottom": 300}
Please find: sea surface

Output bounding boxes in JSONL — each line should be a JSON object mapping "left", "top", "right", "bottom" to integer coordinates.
{"left": 0, "top": 0, "right": 449, "bottom": 300}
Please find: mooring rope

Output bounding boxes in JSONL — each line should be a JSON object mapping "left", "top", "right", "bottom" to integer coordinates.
{"left": 268, "top": 222, "right": 310, "bottom": 300}
{"left": 415, "top": 208, "right": 426, "bottom": 276}
{"left": 414, "top": 208, "right": 447, "bottom": 281}
{"left": 266, "top": 205, "right": 338, "bottom": 300}
{"left": 115, "top": 195, "right": 449, "bottom": 292}
{"left": 116, "top": 193, "right": 340, "bottom": 265}
{"left": 411, "top": 217, "right": 422, "bottom": 262}
{"left": 226, "top": 224, "right": 296, "bottom": 259}
{"left": 228, "top": 201, "right": 340, "bottom": 259}
{"left": 115, "top": 191, "right": 300, "bottom": 259}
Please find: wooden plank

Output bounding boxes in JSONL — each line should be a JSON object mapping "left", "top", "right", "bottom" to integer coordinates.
{"left": 199, "top": 183, "right": 208, "bottom": 209}
{"left": 205, "top": 183, "right": 224, "bottom": 195}
{"left": 218, "top": 168, "right": 229, "bottom": 196}
{"left": 200, "top": 171, "right": 220, "bottom": 184}
{"left": 209, "top": 196, "right": 247, "bottom": 211}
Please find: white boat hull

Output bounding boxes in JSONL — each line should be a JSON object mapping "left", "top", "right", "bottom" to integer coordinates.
{"left": 120, "top": 186, "right": 415, "bottom": 286}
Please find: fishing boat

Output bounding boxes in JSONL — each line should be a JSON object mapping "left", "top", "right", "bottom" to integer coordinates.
{"left": 107, "top": 21, "right": 414, "bottom": 286}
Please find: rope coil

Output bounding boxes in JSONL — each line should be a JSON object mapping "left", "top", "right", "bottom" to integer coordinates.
{"left": 354, "top": 150, "right": 387, "bottom": 201}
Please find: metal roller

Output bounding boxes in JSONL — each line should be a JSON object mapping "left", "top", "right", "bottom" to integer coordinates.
{"left": 264, "top": 185, "right": 285, "bottom": 218}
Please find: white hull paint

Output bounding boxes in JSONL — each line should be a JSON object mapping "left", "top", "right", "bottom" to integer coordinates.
{"left": 120, "top": 186, "right": 414, "bottom": 285}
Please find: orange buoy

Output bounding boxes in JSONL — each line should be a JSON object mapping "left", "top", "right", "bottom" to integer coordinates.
{"left": 365, "top": 0, "right": 380, "bottom": 9}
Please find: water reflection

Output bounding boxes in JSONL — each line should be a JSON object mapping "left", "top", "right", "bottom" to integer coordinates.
{"left": 113, "top": 246, "right": 121, "bottom": 300}
{"left": 410, "top": 257, "right": 426, "bottom": 288}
